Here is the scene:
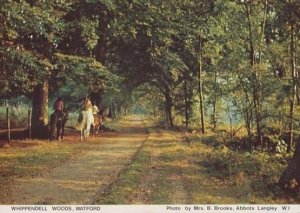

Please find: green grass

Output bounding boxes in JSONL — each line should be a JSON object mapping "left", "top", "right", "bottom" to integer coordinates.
{"left": 0, "top": 140, "right": 86, "bottom": 192}
{"left": 14, "top": 147, "right": 77, "bottom": 176}
{"left": 183, "top": 133, "right": 292, "bottom": 203}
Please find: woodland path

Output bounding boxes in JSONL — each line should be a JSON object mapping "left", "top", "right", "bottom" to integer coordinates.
{"left": 8, "top": 115, "right": 152, "bottom": 204}
{"left": 5, "top": 115, "right": 276, "bottom": 204}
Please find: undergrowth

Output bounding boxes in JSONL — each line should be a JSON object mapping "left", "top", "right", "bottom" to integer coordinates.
{"left": 0, "top": 104, "right": 30, "bottom": 128}
{"left": 184, "top": 133, "right": 290, "bottom": 199}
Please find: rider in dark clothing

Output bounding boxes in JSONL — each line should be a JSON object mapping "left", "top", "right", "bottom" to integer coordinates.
{"left": 54, "top": 97, "right": 64, "bottom": 118}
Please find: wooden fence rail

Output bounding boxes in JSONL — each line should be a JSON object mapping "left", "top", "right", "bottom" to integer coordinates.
{"left": 6, "top": 107, "right": 10, "bottom": 143}
{"left": 2, "top": 107, "right": 32, "bottom": 143}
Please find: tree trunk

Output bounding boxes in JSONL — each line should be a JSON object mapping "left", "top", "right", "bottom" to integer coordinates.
{"left": 245, "top": 3, "right": 263, "bottom": 147}
{"left": 237, "top": 72, "right": 253, "bottom": 149}
{"left": 95, "top": 40, "right": 107, "bottom": 63}
{"left": 253, "top": 76, "right": 263, "bottom": 147}
{"left": 90, "top": 91, "right": 103, "bottom": 111}
{"left": 108, "top": 103, "right": 116, "bottom": 119}
{"left": 279, "top": 138, "right": 300, "bottom": 191}
{"left": 184, "top": 77, "right": 189, "bottom": 127}
{"left": 287, "top": 23, "right": 297, "bottom": 153}
{"left": 117, "top": 105, "right": 122, "bottom": 117}
{"left": 279, "top": 0, "right": 300, "bottom": 191}
{"left": 198, "top": 35, "right": 205, "bottom": 134}
{"left": 31, "top": 81, "right": 49, "bottom": 139}
{"left": 94, "top": 8, "right": 108, "bottom": 64}
{"left": 153, "top": 106, "right": 157, "bottom": 117}
{"left": 165, "top": 91, "right": 174, "bottom": 128}
{"left": 212, "top": 70, "right": 218, "bottom": 131}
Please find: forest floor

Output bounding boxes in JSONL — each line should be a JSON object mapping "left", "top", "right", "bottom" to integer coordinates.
{"left": 0, "top": 115, "right": 293, "bottom": 204}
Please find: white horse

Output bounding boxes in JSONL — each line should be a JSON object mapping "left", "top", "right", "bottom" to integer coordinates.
{"left": 76, "top": 109, "right": 94, "bottom": 140}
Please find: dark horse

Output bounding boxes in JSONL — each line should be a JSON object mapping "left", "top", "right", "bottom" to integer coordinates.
{"left": 49, "top": 110, "right": 68, "bottom": 141}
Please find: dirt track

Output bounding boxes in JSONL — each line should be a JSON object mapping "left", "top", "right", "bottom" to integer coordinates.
{"left": 3, "top": 115, "right": 290, "bottom": 204}
{"left": 8, "top": 116, "right": 149, "bottom": 204}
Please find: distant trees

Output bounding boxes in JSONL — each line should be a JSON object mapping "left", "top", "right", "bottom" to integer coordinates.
{"left": 107, "top": 0, "right": 215, "bottom": 128}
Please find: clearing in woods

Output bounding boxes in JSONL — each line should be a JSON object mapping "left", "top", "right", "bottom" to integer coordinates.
{"left": 0, "top": 115, "right": 288, "bottom": 204}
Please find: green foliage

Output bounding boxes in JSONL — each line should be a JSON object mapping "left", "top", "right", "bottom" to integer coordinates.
{"left": 79, "top": 18, "right": 99, "bottom": 52}
{"left": 0, "top": 0, "right": 299, "bottom": 154}
{"left": 0, "top": 102, "right": 30, "bottom": 128}
{"left": 53, "top": 53, "right": 111, "bottom": 80}
{"left": 49, "top": 53, "right": 120, "bottom": 105}
{"left": 0, "top": 47, "right": 47, "bottom": 97}
{"left": 205, "top": 151, "right": 259, "bottom": 178}
{"left": 0, "top": 0, "right": 66, "bottom": 99}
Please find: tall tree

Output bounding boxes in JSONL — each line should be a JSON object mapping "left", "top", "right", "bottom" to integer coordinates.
{"left": 238, "top": 0, "right": 269, "bottom": 147}
{"left": 0, "top": 0, "right": 67, "bottom": 137}
{"left": 278, "top": 0, "right": 300, "bottom": 189}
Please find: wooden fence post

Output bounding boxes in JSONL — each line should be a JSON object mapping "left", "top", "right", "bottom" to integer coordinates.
{"left": 6, "top": 107, "right": 10, "bottom": 143}
{"left": 28, "top": 109, "right": 32, "bottom": 139}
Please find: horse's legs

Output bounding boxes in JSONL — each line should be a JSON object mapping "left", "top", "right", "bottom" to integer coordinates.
{"left": 80, "top": 130, "right": 83, "bottom": 140}
{"left": 86, "top": 124, "right": 91, "bottom": 140}
{"left": 61, "top": 122, "right": 65, "bottom": 139}
{"left": 56, "top": 130, "right": 59, "bottom": 141}
{"left": 94, "top": 125, "right": 99, "bottom": 136}
{"left": 56, "top": 122, "right": 60, "bottom": 141}
{"left": 84, "top": 129, "right": 88, "bottom": 140}
{"left": 49, "top": 124, "right": 54, "bottom": 141}
{"left": 80, "top": 129, "right": 87, "bottom": 140}
{"left": 90, "top": 125, "right": 94, "bottom": 137}
{"left": 56, "top": 121, "right": 61, "bottom": 141}
{"left": 95, "top": 124, "right": 99, "bottom": 136}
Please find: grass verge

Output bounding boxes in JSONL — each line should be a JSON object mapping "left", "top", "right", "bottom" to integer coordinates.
{"left": 184, "top": 133, "right": 293, "bottom": 203}
{"left": 93, "top": 142, "right": 151, "bottom": 204}
{"left": 0, "top": 140, "right": 86, "bottom": 203}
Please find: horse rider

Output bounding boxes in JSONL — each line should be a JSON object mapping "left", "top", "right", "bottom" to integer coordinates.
{"left": 78, "top": 97, "right": 95, "bottom": 137}
{"left": 82, "top": 97, "right": 92, "bottom": 111}
{"left": 54, "top": 97, "right": 64, "bottom": 118}
{"left": 92, "top": 102, "right": 99, "bottom": 115}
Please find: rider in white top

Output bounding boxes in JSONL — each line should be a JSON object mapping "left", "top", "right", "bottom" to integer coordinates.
{"left": 92, "top": 103, "right": 99, "bottom": 115}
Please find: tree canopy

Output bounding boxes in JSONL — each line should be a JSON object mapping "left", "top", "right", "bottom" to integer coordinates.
{"left": 0, "top": 0, "right": 299, "bottom": 141}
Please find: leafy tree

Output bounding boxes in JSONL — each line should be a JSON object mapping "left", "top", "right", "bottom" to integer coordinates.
{"left": 276, "top": 0, "right": 300, "bottom": 191}
{"left": 0, "top": 0, "right": 68, "bottom": 137}
{"left": 0, "top": 0, "right": 116, "bottom": 137}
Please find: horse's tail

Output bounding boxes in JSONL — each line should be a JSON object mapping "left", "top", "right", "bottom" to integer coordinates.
{"left": 49, "top": 112, "right": 57, "bottom": 140}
